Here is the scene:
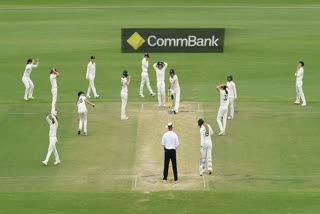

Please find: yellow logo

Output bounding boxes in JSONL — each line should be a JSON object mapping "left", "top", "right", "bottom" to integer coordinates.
{"left": 127, "top": 32, "right": 145, "bottom": 50}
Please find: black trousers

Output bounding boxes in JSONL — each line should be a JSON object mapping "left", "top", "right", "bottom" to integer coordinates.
{"left": 163, "top": 148, "right": 178, "bottom": 181}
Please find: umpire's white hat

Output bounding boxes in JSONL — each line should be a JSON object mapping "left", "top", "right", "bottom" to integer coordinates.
{"left": 165, "top": 122, "right": 174, "bottom": 128}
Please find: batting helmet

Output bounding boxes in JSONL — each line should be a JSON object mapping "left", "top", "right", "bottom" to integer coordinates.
{"left": 227, "top": 74, "right": 233, "bottom": 81}
{"left": 299, "top": 61, "right": 304, "bottom": 67}
{"left": 170, "top": 69, "right": 175, "bottom": 75}
{"left": 198, "top": 118, "right": 204, "bottom": 127}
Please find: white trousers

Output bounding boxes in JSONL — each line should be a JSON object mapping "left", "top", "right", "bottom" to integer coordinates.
{"left": 78, "top": 111, "right": 88, "bottom": 133}
{"left": 172, "top": 89, "right": 180, "bottom": 112}
{"left": 121, "top": 91, "right": 128, "bottom": 119}
{"left": 22, "top": 77, "right": 34, "bottom": 99}
{"left": 87, "top": 77, "right": 98, "bottom": 97}
{"left": 200, "top": 141, "right": 213, "bottom": 172}
{"left": 217, "top": 107, "right": 228, "bottom": 133}
{"left": 51, "top": 88, "right": 57, "bottom": 114}
{"left": 139, "top": 73, "right": 154, "bottom": 95}
{"left": 157, "top": 81, "right": 166, "bottom": 106}
{"left": 295, "top": 81, "right": 306, "bottom": 105}
{"left": 44, "top": 137, "right": 60, "bottom": 163}
{"left": 228, "top": 96, "right": 235, "bottom": 118}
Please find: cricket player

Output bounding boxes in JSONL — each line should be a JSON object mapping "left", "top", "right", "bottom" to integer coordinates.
{"left": 161, "top": 122, "right": 179, "bottom": 184}
{"left": 77, "top": 91, "right": 95, "bottom": 136}
{"left": 216, "top": 84, "right": 229, "bottom": 136}
{"left": 42, "top": 113, "right": 60, "bottom": 166}
{"left": 139, "top": 53, "right": 156, "bottom": 97}
{"left": 86, "top": 56, "right": 99, "bottom": 99}
{"left": 169, "top": 69, "right": 180, "bottom": 114}
{"left": 198, "top": 119, "right": 213, "bottom": 176}
{"left": 294, "top": 61, "right": 307, "bottom": 106}
{"left": 153, "top": 61, "right": 168, "bottom": 106}
{"left": 226, "top": 74, "right": 237, "bottom": 120}
{"left": 50, "top": 68, "right": 60, "bottom": 114}
{"left": 121, "top": 70, "right": 131, "bottom": 120}
{"left": 22, "top": 58, "right": 39, "bottom": 100}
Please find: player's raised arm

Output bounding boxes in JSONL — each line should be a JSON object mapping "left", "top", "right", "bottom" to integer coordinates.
{"left": 85, "top": 99, "right": 95, "bottom": 107}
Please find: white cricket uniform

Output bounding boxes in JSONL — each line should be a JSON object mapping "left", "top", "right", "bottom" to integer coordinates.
{"left": 43, "top": 115, "right": 60, "bottom": 163}
{"left": 227, "top": 81, "right": 237, "bottom": 118}
{"left": 22, "top": 63, "right": 38, "bottom": 99}
{"left": 295, "top": 67, "right": 306, "bottom": 105}
{"left": 121, "top": 77, "right": 128, "bottom": 119}
{"left": 169, "top": 74, "right": 180, "bottom": 112}
{"left": 216, "top": 89, "right": 229, "bottom": 134}
{"left": 139, "top": 57, "right": 154, "bottom": 96}
{"left": 199, "top": 124, "right": 213, "bottom": 173}
{"left": 77, "top": 95, "right": 88, "bottom": 133}
{"left": 153, "top": 62, "right": 168, "bottom": 106}
{"left": 50, "top": 74, "right": 58, "bottom": 114}
{"left": 86, "top": 61, "right": 98, "bottom": 97}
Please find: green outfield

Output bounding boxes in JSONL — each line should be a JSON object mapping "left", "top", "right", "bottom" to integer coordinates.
{"left": 1, "top": 0, "right": 320, "bottom": 213}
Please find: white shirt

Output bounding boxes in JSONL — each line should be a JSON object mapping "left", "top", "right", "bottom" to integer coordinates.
{"left": 200, "top": 124, "right": 213, "bottom": 146}
{"left": 50, "top": 74, "right": 57, "bottom": 89}
{"left": 121, "top": 77, "right": 128, "bottom": 93}
{"left": 86, "top": 61, "right": 96, "bottom": 79}
{"left": 77, "top": 95, "right": 87, "bottom": 113}
{"left": 295, "top": 67, "right": 304, "bottom": 82}
{"left": 142, "top": 57, "right": 148, "bottom": 74}
{"left": 46, "top": 115, "right": 58, "bottom": 137}
{"left": 219, "top": 89, "right": 229, "bottom": 108}
{"left": 22, "top": 63, "right": 38, "bottom": 78}
{"left": 227, "top": 81, "right": 237, "bottom": 98}
{"left": 161, "top": 130, "right": 179, "bottom": 149}
{"left": 170, "top": 74, "right": 180, "bottom": 91}
{"left": 153, "top": 62, "right": 168, "bottom": 82}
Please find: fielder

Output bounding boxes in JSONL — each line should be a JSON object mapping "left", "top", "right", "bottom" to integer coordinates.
{"left": 139, "top": 53, "right": 156, "bottom": 97}
{"left": 77, "top": 91, "right": 95, "bottom": 136}
{"left": 198, "top": 119, "right": 213, "bottom": 176}
{"left": 226, "top": 74, "right": 237, "bottom": 120}
{"left": 86, "top": 56, "right": 99, "bottom": 99}
{"left": 216, "top": 84, "right": 229, "bottom": 136}
{"left": 50, "top": 68, "right": 60, "bottom": 114}
{"left": 121, "top": 70, "right": 131, "bottom": 120}
{"left": 169, "top": 69, "right": 180, "bottom": 114}
{"left": 42, "top": 113, "right": 60, "bottom": 166}
{"left": 294, "top": 61, "right": 306, "bottom": 106}
{"left": 153, "top": 61, "right": 168, "bottom": 106}
{"left": 22, "top": 58, "right": 39, "bottom": 100}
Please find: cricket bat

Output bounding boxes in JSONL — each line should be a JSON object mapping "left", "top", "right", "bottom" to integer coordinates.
{"left": 168, "top": 162, "right": 174, "bottom": 181}
{"left": 167, "top": 89, "right": 173, "bottom": 109}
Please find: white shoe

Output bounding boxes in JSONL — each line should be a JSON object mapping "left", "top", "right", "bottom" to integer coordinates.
{"left": 218, "top": 131, "right": 225, "bottom": 136}
{"left": 302, "top": 103, "right": 307, "bottom": 107}
{"left": 174, "top": 180, "right": 179, "bottom": 184}
{"left": 227, "top": 116, "right": 233, "bottom": 120}
{"left": 121, "top": 116, "right": 129, "bottom": 120}
{"left": 200, "top": 171, "right": 203, "bottom": 176}
{"left": 150, "top": 93, "right": 156, "bottom": 97}
{"left": 54, "top": 161, "right": 61, "bottom": 165}
{"left": 24, "top": 97, "right": 28, "bottom": 101}
{"left": 94, "top": 95, "right": 100, "bottom": 98}
{"left": 294, "top": 101, "right": 300, "bottom": 104}
{"left": 42, "top": 161, "right": 48, "bottom": 166}
{"left": 86, "top": 95, "right": 91, "bottom": 98}
{"left": 163, "top": 104, "right": 166, "bottom": 107}
{"left": 163, "top": 180, "right": 167, "bottom": 184}
{"left": 139, "top": 94, "right": 144, "bottom": 97}
{"left": 28, "top": 97, "right": 35, "bottom": 99}
{"left": 83, "top": 132, "right": 87, "bottom": 136}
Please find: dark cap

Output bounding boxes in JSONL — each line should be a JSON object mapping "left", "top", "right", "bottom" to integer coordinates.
{"left": 299, "top": 61, "right": 304, "bottom": 66}
{"left": 122, "top": 70, "right": 128, "bottom": 77}
{"left": 27, "top": 59, "right": 32, "bottom": 64}
{"left": 198, "top": 119, "right": 204, "bottom": 127}
{"left": 144, "top": 53, "right": 149, "bottom": 58}
{"left": 157, "top": 61, "right": 164, "bottom": 66}
{"left": 169, "top": 69, "right": 175, "bottom": 75}
{"left": 78, "top": 91, "right": 84, "bottom": 97}
{"left": 90, "top": 56, "right": 95, "bottom": 59}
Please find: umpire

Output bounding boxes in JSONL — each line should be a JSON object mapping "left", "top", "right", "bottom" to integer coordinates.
{"left": 161, "top": 122, "right": 179, "bottom": 184}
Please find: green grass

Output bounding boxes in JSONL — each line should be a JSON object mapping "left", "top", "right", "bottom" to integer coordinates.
{"left": 0, "top": 0, "right": 320, "bottom": 213}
